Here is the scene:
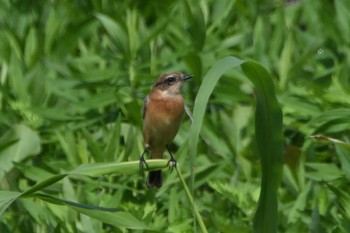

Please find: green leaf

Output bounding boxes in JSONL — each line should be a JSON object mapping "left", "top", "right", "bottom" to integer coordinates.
{"left": 44, "top": 7, "right": 60, "bottom": 54}
{"left": 24, "top": 27, "right": 38, "bottom": 67}
{"left": 25, "top": 193, "right": 148, "bottom": 230}
{"left": 185, "top": 0, "right": 206, "bottom": 51}
{"left": 189, "top": 57, "right": 283, "bottom": 233}
{"left": 241, "top": 61, "right": 283, "bottom": 233}
{"left": 0, "top": 125, "right": 41, "bottom": 180}
{"left": 326, "top": 183, "right": 350, "bottom": 220}
{"left": 279, "top": 35, "right": 293, "bottom": 89}
{"left": 309, "top": 109, "right": 350, "bottom": 134}
{"left": 34, "top": 193, "right": 119, "bottom": 212}
{"left": 336, "top": 144, "right": 350, "bottom": 179}
{"left": 305, "top": 163, "right": 343, "bottom": 181}
{"left": 95, "top": 13, "right": 127, "bottom": 54}
{"left": 21, "top": 174, "right": 68, "bottom": 197}
{"left": 189, "top": 56, "right": 243, "bottom": 189}
{"left": 287, "top": 182, "right": 312, "bottom": 223}
{"left": 335, "top": 0, "right": 350, "bottom": 44}
{"left": 0, "top": 191, "right": 21, "bottom": 216}
{"left": 14, "top": 162, "right": 55, "bottom": 182}
{"left": 70, "top": 159, "right": 168, "bottom": 177}
{"left": 4, "top": 30, "right": 22, "bottom": 59}
{"left": 69, "top": 206, "right": 150, "bottom": 230}
{"left": 176, "top": 166, "right": 208, "bottom": 233}
{"left": 104, "top": 115, "right": 122, "bottom": 162}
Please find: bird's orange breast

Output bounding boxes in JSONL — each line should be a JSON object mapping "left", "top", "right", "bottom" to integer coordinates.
{"left": 143, "top": 92, "right": 185, "bottom": 152}
{"left": 147, "top": 95, "right": 184, "bottom": 122}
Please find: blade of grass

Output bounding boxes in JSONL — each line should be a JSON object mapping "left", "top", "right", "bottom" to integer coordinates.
{"left": 241, "top": 61, "right": 283, "bottom": 233}
{"left": 69, "top": 206, "right": 150, "bottom": 230}
{"left": 176, "top": 165, "right": 208, "bottom": 233}
{"left": 189, "top": 57, "right": 282, "bottom": 232}
{"left": 33, "top": 193, "right": 119, "bottom": 211}
{"left": 21, "top": 174, "right": 68, "bottom": 196}
{"left": 1, "top": 160, "right": 169, "bottom": 221}
{"left": 70, "top": 159, "right": 168, "bottom": 177}
{"left": 189, "top": 56, "right": 243, "bottom": 188}
{"left": 0, "top": 174, "right": 67, "bottom": 216}
{"left": 189, "top": 56, "right": 243, "bottom": 230}
{"left": 0, "top": 191, "right": 21, "bottom": 216}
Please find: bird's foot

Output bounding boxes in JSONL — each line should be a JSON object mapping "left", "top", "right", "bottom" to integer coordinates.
{"left": 139, "top": 148, "right": 149, "bottom": 174}
{"left": 167, "top": 155, "right": 177, "bottom": 173}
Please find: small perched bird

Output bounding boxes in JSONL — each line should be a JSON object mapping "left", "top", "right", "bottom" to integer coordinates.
{"left": 140, "top": 72, "right": 193, "bottom": 188}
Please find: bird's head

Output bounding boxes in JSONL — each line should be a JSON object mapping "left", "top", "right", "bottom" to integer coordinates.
{"left": 153, "top": 72, "right": 193, "bottom": 96}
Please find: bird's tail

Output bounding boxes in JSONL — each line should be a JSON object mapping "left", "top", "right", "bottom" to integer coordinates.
{"left": 147, "top": 170, "right": 162, "bottom": 188}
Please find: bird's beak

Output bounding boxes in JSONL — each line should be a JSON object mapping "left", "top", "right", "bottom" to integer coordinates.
{"left": 183, "top": 74, "right": 193, "bottom": 81}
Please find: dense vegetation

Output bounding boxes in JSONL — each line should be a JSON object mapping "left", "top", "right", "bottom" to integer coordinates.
{"left": 1, "top": 0, "right": 350, "bottom": 232}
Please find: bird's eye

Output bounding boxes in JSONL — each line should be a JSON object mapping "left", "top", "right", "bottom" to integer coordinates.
{"left": 166, "top": 76, "right": 176, "bottom": 83}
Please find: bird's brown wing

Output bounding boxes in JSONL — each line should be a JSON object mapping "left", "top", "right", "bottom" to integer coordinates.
{"left": 142, "top": 95, "right": 149, "bottom": 119}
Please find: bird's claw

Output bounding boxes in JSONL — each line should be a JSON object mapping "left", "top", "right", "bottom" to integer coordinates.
{"left": 139, "top": 148, "right": 149, "bottom": 174}
{"left": 167, "top": 156, "right": 177, "bottom": 173}
{"left": 139, "top": 156, "right": 149, "bottom": 174}
{"left": 166, "top": 145, "right": 177, "bottom": 173}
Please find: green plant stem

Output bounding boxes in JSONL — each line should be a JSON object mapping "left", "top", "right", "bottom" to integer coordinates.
{"left": 176, "top": 165, "right": 208, "bottom": 233}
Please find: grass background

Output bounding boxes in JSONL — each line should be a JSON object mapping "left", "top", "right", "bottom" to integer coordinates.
{"left": 1, "top": 0, "right": 350, "bottom": 232}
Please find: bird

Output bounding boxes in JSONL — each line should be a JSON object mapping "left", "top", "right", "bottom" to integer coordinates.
{"left": 140, "top": 72, "right": 193, "bottom": 188}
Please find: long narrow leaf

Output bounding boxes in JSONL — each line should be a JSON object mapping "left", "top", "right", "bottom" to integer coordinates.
{"left": 190, "top": 57, "right": 283, "bottom": 232}
{"left": 69, "top": 206, "right": 150, "bottom": 230}
{"left": 189, "top": 56, "right": 243, "bottom": 190}
{"left": 188, "top": 56, "right": 243, "bottom": 231}
{"left": 0, "top": 191, "right": 21, "bottom": 216}
{"left": 33, "top": 193, "right": 120, "bottom": 211}
{"left": 241, "top": 61, "right": 283, "bottom": 233}
{"left": 176, "top": 166, "right": 208, "bottom": 233}
{"left": 21, "top": 174, "right": 68, "bottom": 196}
{"left": 70, "top": 159, "right": 168, "bottom": 177}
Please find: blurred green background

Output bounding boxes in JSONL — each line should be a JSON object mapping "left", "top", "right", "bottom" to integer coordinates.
{"left": 1, "top": 0, "right": 350, "bottom": 232}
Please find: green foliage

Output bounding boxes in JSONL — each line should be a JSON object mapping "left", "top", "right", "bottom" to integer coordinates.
{"left": 1, "top": 0, "right": 350, "bottom": 232}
